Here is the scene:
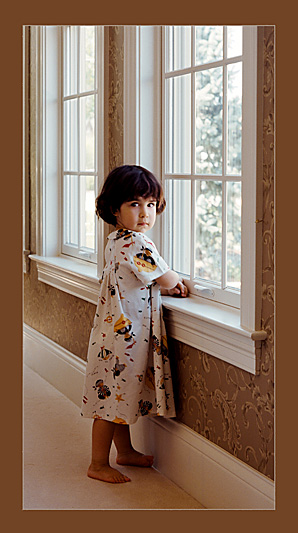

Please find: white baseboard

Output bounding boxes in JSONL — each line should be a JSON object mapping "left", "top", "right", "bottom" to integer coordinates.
{"left": 23, "top": 323, "right": 86, "bottom": 407}
{"left": 23, "top": 323, "right": 275, "bottom": 510}
{"left": 130, "top": 417, "right": 275, "bottom": 510}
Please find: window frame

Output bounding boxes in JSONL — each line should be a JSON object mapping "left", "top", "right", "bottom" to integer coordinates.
{"left": 161, "top": 26, "right": 258, "bottom": 314}
{"left": 28, "top": 25, "right": 104, "bottom": 304}
{"left": 61, "top": 26, "right": 101, "bottom": 264}
{"left": 23, "top": 25, "right": 31, "bottom": 274}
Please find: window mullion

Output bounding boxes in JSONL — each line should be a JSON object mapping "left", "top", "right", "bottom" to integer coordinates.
{"left": 222, "top": 181, "right": 227, "bottom": 289}
{"left": 190, "top": 26, "right": 195, "bottom": 280}
{"left": 191, "top": 25, "right": 195, "bottom": 176}
{"left": 164, "top": 55, "right": 243, "bottom": 79}
{"left": 171, "top": 77, "right": 175, "bottom": 174}
{"left": 223, "top": 26, "right": 227, "bottom": 176}
{"left": 190, "top": 180, "right": 195, "bottom": 280}
{"left": 64, "top": 90, "right": 96, "bottom": 100}
{"left": 77, "top": 27, "right": 81, "bottom": 252}
{"left": 61, "top": 28, "right": 65, "bottom": 253}
{"left": 222, "top": 26, "right": 227, "bottom": 290}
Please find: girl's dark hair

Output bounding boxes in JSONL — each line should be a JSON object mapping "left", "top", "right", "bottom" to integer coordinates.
{"left": 95, "top": 165, "right": 166, "bottom": 225}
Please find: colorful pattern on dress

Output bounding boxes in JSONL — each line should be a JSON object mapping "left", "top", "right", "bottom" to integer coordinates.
{"left": 81, "top": 230, "right": 176, "bottom": 424}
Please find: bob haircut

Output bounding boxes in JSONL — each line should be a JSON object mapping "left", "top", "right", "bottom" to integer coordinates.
{"left": 95, "top": 165, "right": 166, "bottom": 226}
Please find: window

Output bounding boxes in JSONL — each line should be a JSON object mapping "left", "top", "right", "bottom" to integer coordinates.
{"left": 28, "top": 26, "right": 104, "bottom": 305}
{"left": 62, "top": 26, "right": 100, "bottom": 264}
{"left": 162, "top": 26, "right": 257, "bottom": 309}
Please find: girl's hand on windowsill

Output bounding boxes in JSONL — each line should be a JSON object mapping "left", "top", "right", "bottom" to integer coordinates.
{"left": 161, "top": 281, "right": 189, "bottom": 298}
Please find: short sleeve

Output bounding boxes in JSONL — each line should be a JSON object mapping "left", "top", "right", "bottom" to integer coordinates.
{"left": 117, "top": 231, "right": 170, "bottom": 285}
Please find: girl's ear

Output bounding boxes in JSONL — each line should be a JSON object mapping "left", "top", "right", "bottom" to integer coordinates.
{"left": 112, "top": 207, "right": 120, "bottom": 226}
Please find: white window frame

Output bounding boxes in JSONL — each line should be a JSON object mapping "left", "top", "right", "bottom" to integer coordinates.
{"left": 23, "top": 26, "right": 31, "bottom": 274}
{"left": 123, "top": 25, "right": 267, "bottom": 375}
{"left": 61, "top": 26, "right": 100, "bottom": 264}
{"left": 162, "top": 26, "right": 254, "bottom": 310}
{"left": 28, "top": 26, "right": 105, "bottom": 304}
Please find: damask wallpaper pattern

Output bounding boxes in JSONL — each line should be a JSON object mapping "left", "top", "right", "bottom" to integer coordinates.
{"left": 24, "top": 262, "right": 95, "bottom": 359}
{"left": 170, "top": 27, "right": 274, "bottom": 480}
{"left": 107, "top": 25, "right": 124, "bottom": 171}
{"left": 23, "top": 26, "right": 274, "bottom": 480}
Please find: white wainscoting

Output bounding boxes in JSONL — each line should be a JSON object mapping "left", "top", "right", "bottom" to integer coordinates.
{"left": 23, "top": 323, "right": 275, "bottom": 510}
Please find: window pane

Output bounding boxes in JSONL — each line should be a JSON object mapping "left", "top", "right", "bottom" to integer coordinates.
{"left": 80, "top": 26, "right": 96, "bottom": 93}
{"left": 64, "top": 175, "right": 78, "bottom": 246}
{"left": 64, "top": 99, "right": 78, "bottom": 171}
{"left": 166, "top": 75, "right": 191, "bottom": 174}
{"left": 227, "top": 181, "right": 241, "bottom": 289}
{"left": 166, "top": 179, "right": 191, "bottom": 276}
{"left": 64, "top": 26, "right": 78, "bottom": 96}
{"left": 80, "top": 175, "right": 95, "bottom": 250}
{"left": 227, "top": 62, "right": 242, "bottom": 175}
{"left": 166, "top": 26, "right": 191, "bottom": 72}
{"left": 195, "top": 67, "right": 223, "bottom": 175}
{"left": 80, "top": 95, "right": 95, "bottom": 171}
{"left": 195, "top": 26, "right": 223, "bottom": 65}
{"left": 227, "top": 26, "right": 242, "bottom": 58}
{"left": 195, "top": 180, "right": 222, "bottom": 282}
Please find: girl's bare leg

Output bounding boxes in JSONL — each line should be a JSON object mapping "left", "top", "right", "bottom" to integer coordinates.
{"left": 113, "top": 424, "right": 154, "bottom": 467}
{"left": 87, "top": 419, "right": 131, "bottom": 483}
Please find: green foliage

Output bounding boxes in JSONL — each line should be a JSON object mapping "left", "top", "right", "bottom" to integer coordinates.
{"left": 194, "top": 27, "right": 242, "bottom": 286}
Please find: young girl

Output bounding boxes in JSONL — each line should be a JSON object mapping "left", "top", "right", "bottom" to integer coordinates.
{"left": 81, "top": 165, "right": 188, "bottom": 484}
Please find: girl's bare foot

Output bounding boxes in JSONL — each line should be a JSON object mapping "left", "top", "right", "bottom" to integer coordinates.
{"left": 87, "top": 463, "right": 131, "bottom": 483}
{"left": 116, "top": 450, "right": 154, "bottom": 467}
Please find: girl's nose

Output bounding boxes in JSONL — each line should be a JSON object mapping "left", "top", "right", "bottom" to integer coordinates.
{"left": 140, "top": 207, "right": 148, "bottom": 218}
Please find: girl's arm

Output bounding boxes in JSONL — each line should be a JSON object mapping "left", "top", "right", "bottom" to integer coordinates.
{"left": 156, "top": 271, "right": 189, "bottom": 298}
{"left": 155, "top": 270, "right": 179, "bottom": 289}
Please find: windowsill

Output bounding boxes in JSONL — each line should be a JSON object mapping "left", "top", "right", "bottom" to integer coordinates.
{"left": 29, "top": 254, "right": 266, "bottom": 375}
{"left": 29, "top": 254, "right": 100, "bottom": 305}
{"left": 162, "top": 296, "right": 266, "bottom": 375}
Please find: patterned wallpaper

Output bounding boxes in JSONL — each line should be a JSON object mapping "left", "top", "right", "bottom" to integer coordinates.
{"left": 107, "top": 25, "right": 124, "bottom": 171}
{"left": 24, "top": 261, "right": 95, "bottom": 359}
{"left": 170, "top": 27, "right": 274, "bottom": 480}
{"left": 23, "top": 26, "right": 274, "bottom": 480}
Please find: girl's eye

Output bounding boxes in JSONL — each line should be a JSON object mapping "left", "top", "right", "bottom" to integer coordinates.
{"left": 128, "top": 200, "right": 156, "bottom": 207}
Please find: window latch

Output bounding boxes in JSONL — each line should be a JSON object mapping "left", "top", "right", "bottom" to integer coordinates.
{"left": 194, "top": 284, "right": 215, "bottom": 298}
{"left": 79, "top": 251, "right": 91, "bottom": 259}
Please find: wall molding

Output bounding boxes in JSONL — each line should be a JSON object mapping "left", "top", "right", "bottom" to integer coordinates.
{"left": 30, "top": 254, "right": 99, "bottom": 305}
{"left": 23, "top": 323, "right": 275, "bottom": 510}
{"left": 162, "top": 298, "right": 266, "bottom": 375}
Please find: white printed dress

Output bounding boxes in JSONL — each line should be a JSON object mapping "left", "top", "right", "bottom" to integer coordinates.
{"left": 81, "top": 228, "right": 176, "bottom": 425}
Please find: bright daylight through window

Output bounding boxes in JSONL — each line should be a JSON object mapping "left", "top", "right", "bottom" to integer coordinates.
{"left": 62, "top": 26, "right": 99, "bottom": 264}
{"left": 163, "top": 26, "right": 252, "bottom": 308}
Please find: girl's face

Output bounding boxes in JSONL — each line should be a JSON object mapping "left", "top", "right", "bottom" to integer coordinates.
{"left": 115, "top": 196, "right": 157, "bottom": 233}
